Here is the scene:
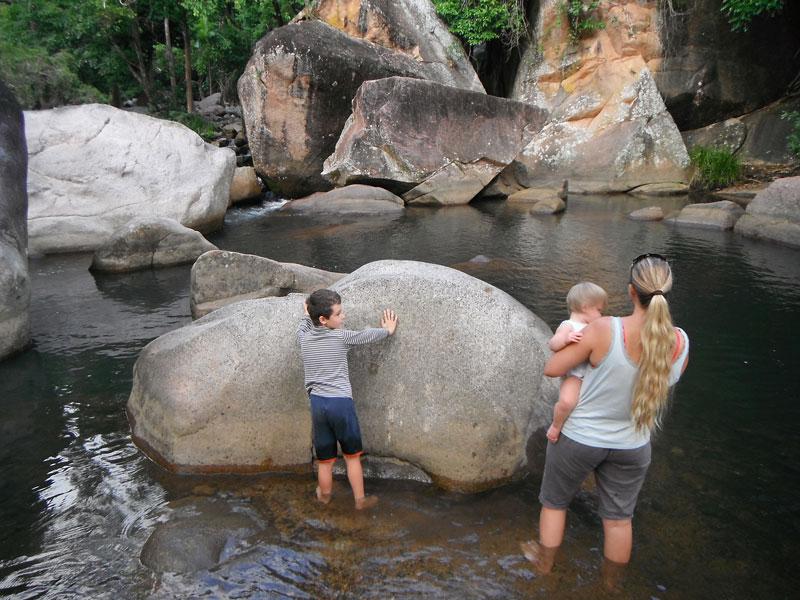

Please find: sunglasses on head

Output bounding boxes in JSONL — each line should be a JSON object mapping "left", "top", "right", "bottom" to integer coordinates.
{"left": 631, "top": 253, "right": 667, "bottom": 267}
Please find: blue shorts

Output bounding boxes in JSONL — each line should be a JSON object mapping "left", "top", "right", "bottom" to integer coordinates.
{"left": 309, "top": 394, "right": 363, "bottom": 462}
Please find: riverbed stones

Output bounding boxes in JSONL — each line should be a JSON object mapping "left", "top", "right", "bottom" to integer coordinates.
{"left": 734, "top": 177, "right": 800, "bottom": 248}
{"left": 229, "top": 167, "right": 263, "bottom": 204}
{"left": 190, "top": 250, "right": 345, "bottom": 318}
{"left": 0, "top": 80, "right": 30, "bottom": 360}
{"left": 529, "top": 197, "right": 566, "bottom": 215}
{"left": 238, "top": 20, "right": 476, "bottom": 198}
{"left": 322, "top": 77, "right": 547, "bottom": 205}
{"left": 25, "top": 104, "right": 235, "bottom": 254}
{"left": 282, "top": 185, "right": 404, "bottom": 214}
{"left": 673, "top": 200, "right": 744, "bottom": 230}
{"left": 90, "top": 217, "right": 218, "bottom": 273}
{"left": 128, "top": 260, "right": 557, "bottom": 492}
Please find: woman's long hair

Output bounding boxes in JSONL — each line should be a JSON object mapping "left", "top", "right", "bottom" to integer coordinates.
{"left": 630, "top": 256, "right": 675, "bottom": 432}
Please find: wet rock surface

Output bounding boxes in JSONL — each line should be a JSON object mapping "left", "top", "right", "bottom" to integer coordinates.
{"left": 672, "top": 200, "right": 744, "bottom": 230}
{"left": 0, "top": 79, "right": 30, "bottom": 360}
{"left": 734, "top": 176, "right": 800, "bottom": 248}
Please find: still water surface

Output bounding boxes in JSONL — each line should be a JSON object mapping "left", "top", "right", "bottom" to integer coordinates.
{"left": 1, "top": 196, "right": 799, "bottom": 598}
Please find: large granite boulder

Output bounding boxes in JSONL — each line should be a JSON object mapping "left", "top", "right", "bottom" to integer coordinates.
{"left": 0, "top": 80, "right": 30, "bottom": 360}
{"left": 90, "top": 217, "right": 218, "bottom": 273}
{"left": 313, "top": 0, "right": 483, "bottom": 93}
{"left": 26, "top": 104, "right": 235, "bottom": 254}
{"left": 282, "top": 184, "right": 404, "bottom": 214}
{"left": 323, "top": 77, "right": 548, "bottom": 205}
{"left": 129, "top": 260, "right": 558, "bottom": 492}
{"left": 238, "top": 20, "right": 476, "bottom": 198}
{"left": 734, "top": 177, "right": 800, "bottom": 248}
{"left": 190, "top": 250, "right": 345, "bottom": 319}
{"left": 653, "top": 0, "right": 800, "bottom": 130}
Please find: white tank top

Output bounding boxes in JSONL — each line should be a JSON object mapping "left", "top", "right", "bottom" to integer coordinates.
{"left": 561, "top": 317, "right": 690, "bottom": 449}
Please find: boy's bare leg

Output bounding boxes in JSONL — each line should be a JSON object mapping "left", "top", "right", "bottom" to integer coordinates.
{"left": 316, "top": 460, "right": 334, "bottom": 504}
{"left": 521, "top": 507, "right": 565, "bottom": 574}
{"left": 344, "top": 454, "right": 378, "bottom": 509}
{"left": 547, "top": 376, "right": 582, "bottom": 443}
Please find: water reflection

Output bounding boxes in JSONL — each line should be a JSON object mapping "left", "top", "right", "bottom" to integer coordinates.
{"left": 1, "top": 195, "right": 799, "bottom": 598}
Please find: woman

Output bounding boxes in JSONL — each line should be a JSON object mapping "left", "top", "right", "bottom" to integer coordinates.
{"left": 522, "top": 254, "right": 690, "bottom": 577}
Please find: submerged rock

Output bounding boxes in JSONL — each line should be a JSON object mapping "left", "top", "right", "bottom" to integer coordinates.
{"left": 190, "top": 250, "right": 345, "bottom": 319}
{"left": 628, "top": 206, "right": 665, "bottom": 221}
{"left": 282, "top": 185, "right": 404, "bottom": 214}
{"left": 140, "top": 496, "right": 262, "bottom": 573}
{"left": 90, "top": 217, "right": 217, "bottom": 273}
{"left": 129, "top": 260, "right": 557, "bottom": 492}
{"left": 734, "top": 176, "right": 800, "bottom": 248}
{"left": 0, "top": 80, "right": 30, "bottom": 360}
{"left": 672, "top": 200, "right": 744, "bottom": 230}
{"left": 25, "top": 104, "right": 235, "bottom": 254}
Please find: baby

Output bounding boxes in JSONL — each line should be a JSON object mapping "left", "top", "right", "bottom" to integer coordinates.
{"left": 546, "top": 281, "right": 608, "bottom": 443}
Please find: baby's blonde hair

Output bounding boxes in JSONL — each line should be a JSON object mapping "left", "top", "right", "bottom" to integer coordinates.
{"left": 566, "top": 281, "right": 607, "bottom": 313}
{"left": 630, "top": 256, "right": 675, "bottom": 432}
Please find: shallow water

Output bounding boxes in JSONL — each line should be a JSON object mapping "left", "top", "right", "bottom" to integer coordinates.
{"left": 1, "top": 195, "right": 799, "bottom": 598}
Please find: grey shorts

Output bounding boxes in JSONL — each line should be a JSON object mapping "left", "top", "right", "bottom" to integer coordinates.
{"left": 539, "top": 434, "right": 651, "bottom": 520}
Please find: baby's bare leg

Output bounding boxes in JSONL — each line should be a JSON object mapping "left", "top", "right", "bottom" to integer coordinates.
{"left": 547, "top": 376, "right": 582, "bottom": 442}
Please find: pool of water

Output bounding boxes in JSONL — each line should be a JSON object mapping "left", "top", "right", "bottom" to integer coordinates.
{"left": 1, "top": 195, "right": 799, "bottom": 598}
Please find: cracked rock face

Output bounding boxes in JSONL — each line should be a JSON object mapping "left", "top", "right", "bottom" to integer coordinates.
{"left": 508, "top": 1, "right": 688, "bottom": 193}
{"left": 322, "top": 77, "right": 548, "bottom": 205}
{"left": 25, "top": 104, "right": 235, "bottom": 254}
{"left": 0, "top": 79, "right": 30, "bottom": 360}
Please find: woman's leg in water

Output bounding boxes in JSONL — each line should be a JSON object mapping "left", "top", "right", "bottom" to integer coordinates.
{"left": 521, "top": 507, "right": 565, "bottom": 573}
{"left": 602, "top": 518, "right": 632, "bottom": 563}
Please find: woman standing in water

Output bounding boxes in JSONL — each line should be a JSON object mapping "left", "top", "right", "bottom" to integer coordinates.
{"left": 522, "top": 254, "right": 690, "bottom": 579}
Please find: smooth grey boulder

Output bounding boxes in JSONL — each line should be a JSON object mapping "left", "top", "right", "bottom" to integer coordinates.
{"left": 90, "top": 217, "right": 218, "bottom": 273}
{"left": 313, "top": 0, "right": 483, "bottom": 93}
{"left": 673, "top": 200, "right": 744, "bottom": 230}
{"left": 128, "top": 260, "right": 558, "bottom": 492}
{"left": 238, "top": 20, "right": 473, "bottom": 198}
{"left": 25, "top": 104, "right": 234, "bottom": 255}
{"left": 190, "top": 250, "right": 345, "bottom": 319}
{"left": 734, "top": 177, "right": 800, "bottom": 248}
{"left": 629, "top": 206, "right": 665, "bottom": 221}
{"left": 140, "top": 496, "right": 261, "bottom": 573}
{"left": 529, "top": 198, "right": 565, "bottom": 215}
{"left": 0, "top": 80, "right": 30, "bottom": 360}
{"left": 322, "top": 77, "right": 547, "bottom": 205}
{"left": 682, "top": 118, "right": 747, "bottom": 156}
{"left": 282, "top": 185, "right": 404, "bottom": 214}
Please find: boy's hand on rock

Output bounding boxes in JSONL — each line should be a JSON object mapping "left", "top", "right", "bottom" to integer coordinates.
{"left": 381, "top": 309, "right": 398, "bottom": 335}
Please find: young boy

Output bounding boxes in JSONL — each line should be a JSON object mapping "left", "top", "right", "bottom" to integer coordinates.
{"left": 298, "top": 289, "right": 398, "bottom": 510}
{"left": 546, "top": 281, "right": 607, "bottom": 443}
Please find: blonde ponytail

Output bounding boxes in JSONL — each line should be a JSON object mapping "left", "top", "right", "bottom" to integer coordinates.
{"left": 629, "top": 257, "right": 675, "bottom": 432}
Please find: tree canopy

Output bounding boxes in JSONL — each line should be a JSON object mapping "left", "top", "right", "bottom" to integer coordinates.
{"left": 0, "top": 0, "right": 304, "bottom": 110}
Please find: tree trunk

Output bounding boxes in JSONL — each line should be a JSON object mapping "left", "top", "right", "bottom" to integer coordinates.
{"left": 272, "top": 0, "right": 285, "bottom": 26}
{"left": 130, "top": 17, "right": 153, "bottom": 106}
{"left": 164, "top": 17, "right": 178, "bottom": 105}
{"left": 182, "top": 18, "right": 193, "bottom": 113}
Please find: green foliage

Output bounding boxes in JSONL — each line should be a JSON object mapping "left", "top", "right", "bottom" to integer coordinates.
{"left": 0, "top": 40, "right": 104, "bottom": 109}
{"left": 781, "top": 111, "right": 800, "bottom": 158}
{"left": 0, "top": 0, "right": 305, "bottom": 109}
{"left": 721, "top": 0, "right": 784, "bottom": 32}
{"left": 689, "top": 146, "right": 742, "bottom": 188}
{"left": 432, "top": 0, "right": 527, "bottom": 48}
{"left": 163, "top": 110, "right": 217, "bottom": 139}
{"left": 561, "top": 0, "right": 605, "bottom": 43}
